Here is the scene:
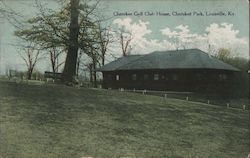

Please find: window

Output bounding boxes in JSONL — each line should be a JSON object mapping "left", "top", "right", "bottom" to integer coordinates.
{"left": 116, "top": 75, "right": 120, "bottom": 81}
{"left": 107, "top": 74, "right": 112, "bottom": 80}
{"left": 132, "top": 74, "right": 137, "bottom": 80}
{"left": 219, "top": 74, "right": 227, "bottom": 81}
{"left": 196, "top": 73, "right": 202, "bottom": 81}
{"left": 144, "top": 74, "right": 149, "bottom": 80}
{"left": 154, "top": 74, "right": 159, "bottom": 80}
{"left": 161, "top": 75, "right": 165, "bottom": 80}
{"left": 172, "top": 74, "right": 178, "bottom": 80}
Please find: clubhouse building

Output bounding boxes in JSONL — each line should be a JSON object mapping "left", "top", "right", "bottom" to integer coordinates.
{"left": 98, "top": 49, "right": 239, "bottom": 95}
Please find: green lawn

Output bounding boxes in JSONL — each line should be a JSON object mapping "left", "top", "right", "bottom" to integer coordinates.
{"left": 0, "top": 80, "right": 249, "bottom": 158}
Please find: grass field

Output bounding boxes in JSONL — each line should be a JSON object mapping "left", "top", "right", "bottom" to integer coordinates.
{"left": 0, "top": 80, "right": 249, "bottom": 158}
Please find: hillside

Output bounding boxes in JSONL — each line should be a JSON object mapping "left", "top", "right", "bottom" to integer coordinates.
{"left": 0, "top": 80, "right": 249, "bottom": 158}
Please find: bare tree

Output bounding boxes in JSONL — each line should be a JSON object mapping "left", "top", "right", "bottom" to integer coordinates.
{"left": 97, "top": 23, "right": 113, "bottom": 66}
{"left": 81, "top": 43, "right": 100, "bottom": 88}
{"left": 49, "top": 47, "right": 65, "bottom": 73}
{"left": 85, "top": 62, "right": 93, "bottom": 84}
{"left": 0, "top": 0, "right": 24, "bottom": 28}
{"left": 207, "top": 43, "right": 217, "bottom": 56}
{"left": 18, "top": 43, "right": 42, "bottom": 80}
{"left": 118, "top": 29, "right": 133, "bottom": 57}
{"left": 89, "top": 48, "right": 99, "bottom": 88}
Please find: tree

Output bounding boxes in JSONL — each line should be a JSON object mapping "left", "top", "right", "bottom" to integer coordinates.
{"left": 216, "top": 48, "right": 231, "bottom": 62}
{"left": 88, "top": 47, "right": 100, "bottom": 88}
{"left": 14, "top": 3, "right": 70, "bottom": 75}
{"left": 14, "top": 1, "right": 77, "bottom": 82}
{"left": 97, "top": 23, "right": 113, "bottom": 66}
{"left": 0, "top": 0, "right": 23, "bottom": 28}
{"left": 62, "top": 0, "right": 80, "bottom": 83}
{"left": 18, "top": 43, "right": 42, "bottom": 80}
{"left": 215, "top": 48, "right": 249, "bottom": 71}
{"left": 62, "top": 0, "right": 102, "bottom": 83}
{"left": 227, "top": 57, "right": 249, "bottom": 71}
{"left": 79, "top": 29, "right": 101, "bottom": 87}
{"left": 16, "top": 0, "right": 107, "bottom": 83}
{"left": 118, "top": 29, "right": 132, "bottom": 57}
{"left": 49, "top": 47, "right": 65, "bottom": 73}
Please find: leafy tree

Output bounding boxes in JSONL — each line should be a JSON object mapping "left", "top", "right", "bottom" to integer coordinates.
{"left": 215, "top": 48, "right": 249, "bottom": 71}
{"left": 214, "top": 48, "right": 249, "bottom": 97}
{"left": 216, "top": 48, "right": 231, "bottom": 62}
{"left": 15, "top": 0, "right": 108, "bottom": 84}
{"left": 226, "top": 57, "right": 249, "bottom": 72}
{"left": 14, "top": 3, "right": 70, "bottom": 76}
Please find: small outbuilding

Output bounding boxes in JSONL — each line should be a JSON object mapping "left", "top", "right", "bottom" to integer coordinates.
{"left": 98, "top": 49, "right": 240, "bottom": 95}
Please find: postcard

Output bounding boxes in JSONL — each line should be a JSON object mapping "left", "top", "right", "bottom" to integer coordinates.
{"left": 0, "top": 0, "right": 249, "bottom": 157}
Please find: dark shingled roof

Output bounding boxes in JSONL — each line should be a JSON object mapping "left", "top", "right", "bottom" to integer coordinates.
{"left": 99, "top": 49, "right": 239, "bottom": 71}
{"left": 99, "top": 55, "right": 142, "bottom": 71}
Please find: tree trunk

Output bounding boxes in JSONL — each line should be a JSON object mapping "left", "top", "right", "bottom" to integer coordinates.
{"left": 27, "top": 68, "right": 33, "bottom": 80}
{"left": 76, "top": 58, "right": 80, "bottom": 76}
{"left": 62, "top": 0, "right": 80, "bottom": 83}
{"left": 50, "top": 51, "right": 56, "bottom": 74}
{"left": 102, "top": 53, "right": 105, "bottom": 66}
{"left": 89, "top": 64, "right": 93, "bottom": 84}
{"left": 76, "top": 51, "right": 82, "bottom": 76}
{"left": 27, "top": 72, "right": 31, "bottom": 80}
{"left": 56, "top": 54, "right": 59, "bottom": 73}
{"left": 93, "top": 60, "right": 97, "bottom": 88}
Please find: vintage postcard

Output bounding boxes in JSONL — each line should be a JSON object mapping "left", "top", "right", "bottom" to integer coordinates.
{"left": 0, "top": 0, "right": 249, "bottom": 157}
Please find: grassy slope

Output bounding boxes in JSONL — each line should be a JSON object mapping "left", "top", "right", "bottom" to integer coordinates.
{"left": 0, "top": 81, "right": 249, "bottom": 158}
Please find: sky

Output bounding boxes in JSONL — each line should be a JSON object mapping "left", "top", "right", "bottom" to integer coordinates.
{"left": 0, "top": 0, "right": 249, "bottom": 74}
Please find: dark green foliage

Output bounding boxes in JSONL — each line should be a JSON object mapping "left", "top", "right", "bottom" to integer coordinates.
{"left": 215, "top": 48, "right": 249, "bottom": 98}
{"left": 225, "top": 57, "right": 249, "bottom": 72}
{"left": 215, "top": 48, "right": 249, "bottom": 71}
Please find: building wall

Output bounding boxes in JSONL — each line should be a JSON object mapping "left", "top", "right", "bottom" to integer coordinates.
{"left": 102, "top": 69, "right": 237, "bottom": 94}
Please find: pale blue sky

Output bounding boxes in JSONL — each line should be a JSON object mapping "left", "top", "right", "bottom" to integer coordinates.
{"left": 0, "top": 0, "right": 249, "bottom": 74}
{"left": 104, "top": 0, "right": 248, "bottom": 37}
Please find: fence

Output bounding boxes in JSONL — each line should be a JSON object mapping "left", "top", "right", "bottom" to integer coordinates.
{"left": 114, "top": 88, "right": 249, "bottom": 110}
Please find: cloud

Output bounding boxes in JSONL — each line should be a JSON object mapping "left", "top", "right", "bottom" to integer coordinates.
{"left": 205, "top": 23, "right": 248, "bottom": 57}
{"left": 161, "top": 25, "right": 204, "bottom": 49}
{"left": 161, "top": 27, "right": 177, "bottom": 38}
{"left": 161, "top": 23, "right": 249, "bottom": 58}
{"left": 110, "top": 18, "right": 248, "bottom": 59}
{"left": 110, "top": 18, "right": 174, "bottom": 57}
{"left": 113, "top": 18, "right": 152, "bottom": 43}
